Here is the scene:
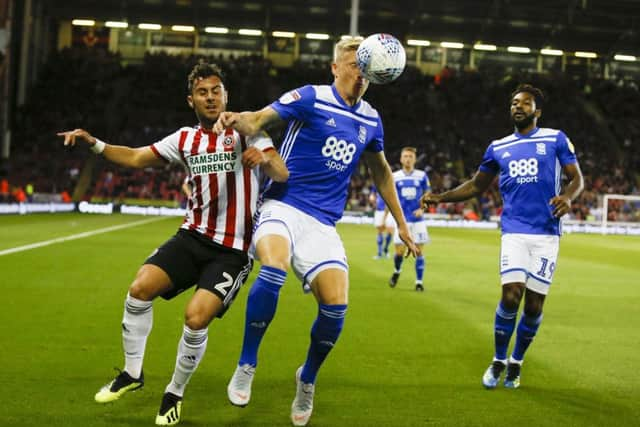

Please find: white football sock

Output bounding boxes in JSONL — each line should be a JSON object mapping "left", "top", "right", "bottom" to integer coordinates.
{"left": 122, "top": 292, "right": 153, "bottom": 378}
{"left": 165, "top": 325, "right": 209, "bottom": 397}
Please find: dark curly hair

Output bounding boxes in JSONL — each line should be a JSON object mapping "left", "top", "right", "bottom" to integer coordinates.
{"left": 511, "top": 83, "right": 544, "bottom": 108}
{"left": 187, "top": 60, "right": 225, "bottom": 93}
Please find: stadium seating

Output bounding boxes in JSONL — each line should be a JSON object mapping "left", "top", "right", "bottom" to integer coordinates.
{"left": 6, "top": 48, "right": 639, "bottom": 221}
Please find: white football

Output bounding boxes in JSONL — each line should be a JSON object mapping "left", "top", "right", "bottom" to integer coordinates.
{"left": 356, "top": 33, "right": 406, "bottom": 84}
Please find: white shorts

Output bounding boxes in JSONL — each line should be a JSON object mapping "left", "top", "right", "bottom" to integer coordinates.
{"left": 500, "top": 233, "right": 560, "bottom": 295}
{"left": 373, "top": 210, "right": 396, "bottom": 229}
{"left": 251, "top": 199, "right": 348, "bottom": 290}
{"left": 393, "top": 221, "right": 430, "bottom": 245}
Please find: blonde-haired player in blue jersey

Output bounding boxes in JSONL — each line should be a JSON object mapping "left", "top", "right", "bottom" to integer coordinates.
{"left": 214, "top": 38, "right": 420, "bottom": 426}
{"left": 423, "top": 84, "right": 583, "bottom": 389}
{"left": 388, "top": 147, "right": 431, "bottom": 291}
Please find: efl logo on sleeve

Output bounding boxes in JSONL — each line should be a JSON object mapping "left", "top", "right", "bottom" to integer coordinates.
{"left": 278, "top": 90, "right": 301, "bottom": 105}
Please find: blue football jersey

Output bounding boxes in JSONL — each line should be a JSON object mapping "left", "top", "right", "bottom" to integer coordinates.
{"left": 264, "top": 84, "right": 385, "bottom": 225}
{"left": 393, "top": 169, "right": 430, "bottom": 223}
{"left": 479, "top": 127, "right": 578, "bottom": 235}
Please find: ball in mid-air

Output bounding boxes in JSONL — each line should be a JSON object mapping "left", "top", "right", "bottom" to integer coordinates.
{"left": 356, "top": 33, "right": 406, "bottom": 84}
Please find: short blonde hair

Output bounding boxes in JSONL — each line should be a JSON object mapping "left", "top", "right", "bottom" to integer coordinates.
{"left": 401, "top": 146, "right": 417, "bottom": 155}
{"left": 333, "top": 38, "right": 361, "bottom": 62}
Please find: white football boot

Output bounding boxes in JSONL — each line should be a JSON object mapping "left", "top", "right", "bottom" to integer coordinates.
{"left": 291, "top": 367, "right": 315, "bottom": 426}
{"left": 227, "top": 363, "right": 256, "bottom": 407}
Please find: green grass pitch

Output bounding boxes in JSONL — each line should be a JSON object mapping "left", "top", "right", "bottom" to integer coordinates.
{"left": 1, "top": 213, "right": 638, "bottom": 426}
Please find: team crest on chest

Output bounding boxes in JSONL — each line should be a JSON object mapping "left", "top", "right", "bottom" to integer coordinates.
{"left": 536, "top": 143, "right": 546, "bottom": 155}
{"left": 223, "top": 135, "right": 235, "bottom": 147}
{"left": 358, "top": 125, "right": 367, "bottom": 144}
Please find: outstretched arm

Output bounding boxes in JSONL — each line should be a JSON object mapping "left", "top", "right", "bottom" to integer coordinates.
{"left": 422, "top": 170, "right": 495, "bottom": 207}
{"left": 549, "top": 163, "right": 584, "bottom": 217}
{"left": 213, "top": 106, "right": 281, "bottom": 136}
{"left": 363, "top": 151, "right": 421, "bottom": 257}
{"left": 57, "top": 128, "right": 165, "bottom": 169}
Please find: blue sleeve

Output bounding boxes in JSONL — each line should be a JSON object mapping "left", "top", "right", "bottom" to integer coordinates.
{"left": 366, "top": 116, "right": 385, "bottom": 153}
{"left": 478, "top": 144, "right": 499, "bottom": 174}
{"left": 556, "top": 131, "right": 578, "bottom": 166}
{"left": 269, "top": 85, "right": 315, "bottom": 122}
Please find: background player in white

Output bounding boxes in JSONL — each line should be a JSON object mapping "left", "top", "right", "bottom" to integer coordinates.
{"left": 213, "top": 38, "right": 419, "bottom": 426}
{"left": 58, "top": 62, "right": 288, "bottom": 426}
{"left": 423, "top": 84, "right": 583, "bottom": 389}
{"left": 370, "top": 185, "right": 395, "bottom": 259}
{"left": 388, "top": 147, "right": 431, "bottom": 291}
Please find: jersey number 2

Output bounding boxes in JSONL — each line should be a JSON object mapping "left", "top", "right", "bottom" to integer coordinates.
{"left": 214, "top": 272, "right": 234, "bottom": 296}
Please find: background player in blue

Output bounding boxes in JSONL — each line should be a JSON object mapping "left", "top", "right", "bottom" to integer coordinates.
{"left": 423, "top": 84, "right": 583, "bottom": 389}
{"left": 369, "top": 185, "right": 395, "bottom": 259}
{"left": 388, "top": 147, "right": 431, "bottom": 291}
{"left": 214, "top": 38, "right": 419, "bottom": 426}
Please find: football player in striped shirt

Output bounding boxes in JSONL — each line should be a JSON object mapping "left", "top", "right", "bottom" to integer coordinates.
{"left": 58, "top": 61, "right": 288, "bottom": 425}
{"left": 423, "top": 84, "right": 583, "bottom": 389}
{"left": 214, "top": 38, "right": 419, "bottom": 426}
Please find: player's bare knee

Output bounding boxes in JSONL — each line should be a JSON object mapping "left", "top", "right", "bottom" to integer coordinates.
{"left": 256, "top": 244, "right": 290, "bottom": 271}
{"left": 128, "top": 279, "right": 154, "bottom": 301}
{"left": 261, "top": 259, "right": 289, "bottom": 271}
{"left": 184, "top": 310, "right": 213, "bottom": 330}
{"left": 501, "top": 284, "right": 524, "bottom": 309}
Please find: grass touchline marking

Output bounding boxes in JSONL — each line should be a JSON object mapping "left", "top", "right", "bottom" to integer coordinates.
{"left": 0, "top": 217, "right": 169, "bottom": 256}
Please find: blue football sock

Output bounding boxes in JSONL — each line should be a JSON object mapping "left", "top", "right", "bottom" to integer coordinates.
{"left": 415, "top": 255, "right": 425, "bottom": 282}
{"left": 376, "top": 233, "right": 383, "bottom": 256}
{"left": 238, "top": 266, "right": 286, "bottom": 367}
{"left": 384, "top": 233, "right": 392, "bottom": 254}
{"left": 494, "top": 302, "right": 518, "bottom": 361}
{"left": 512, "top": 312, "right": 543, "bottom": 362}
{"left": 301, "top": 304, "right": 347, "bottom": 384}
{"left": 393, "top": 254, "right": 403, "bottom": 272}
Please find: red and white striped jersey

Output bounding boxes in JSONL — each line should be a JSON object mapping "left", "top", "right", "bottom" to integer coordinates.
{"left": 150, "top": 126, "right": 274, "bottom": 252}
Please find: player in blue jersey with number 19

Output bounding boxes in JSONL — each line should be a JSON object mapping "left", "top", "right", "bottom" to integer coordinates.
{"left": 423, "top": 84, "right": 583, "bottom": 389}
{"left": 214, "top": 38, "right": 419, "bottom": 426}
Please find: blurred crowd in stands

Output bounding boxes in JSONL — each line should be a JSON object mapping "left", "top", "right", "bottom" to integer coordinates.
{"left": 3, "top": 47, "right": 639, "bottom": 222}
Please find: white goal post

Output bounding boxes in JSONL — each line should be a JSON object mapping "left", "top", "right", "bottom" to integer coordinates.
{"left": 601, "top": 194, "right": 640, "bottom": 234}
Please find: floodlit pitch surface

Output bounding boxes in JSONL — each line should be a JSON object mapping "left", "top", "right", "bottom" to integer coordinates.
{"left": 1, "top": 213, "right": 638, "bottom": 426}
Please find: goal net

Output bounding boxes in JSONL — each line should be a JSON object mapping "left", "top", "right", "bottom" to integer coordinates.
{"left": 601, "top": 194, "right": 640, "bottom": 235}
